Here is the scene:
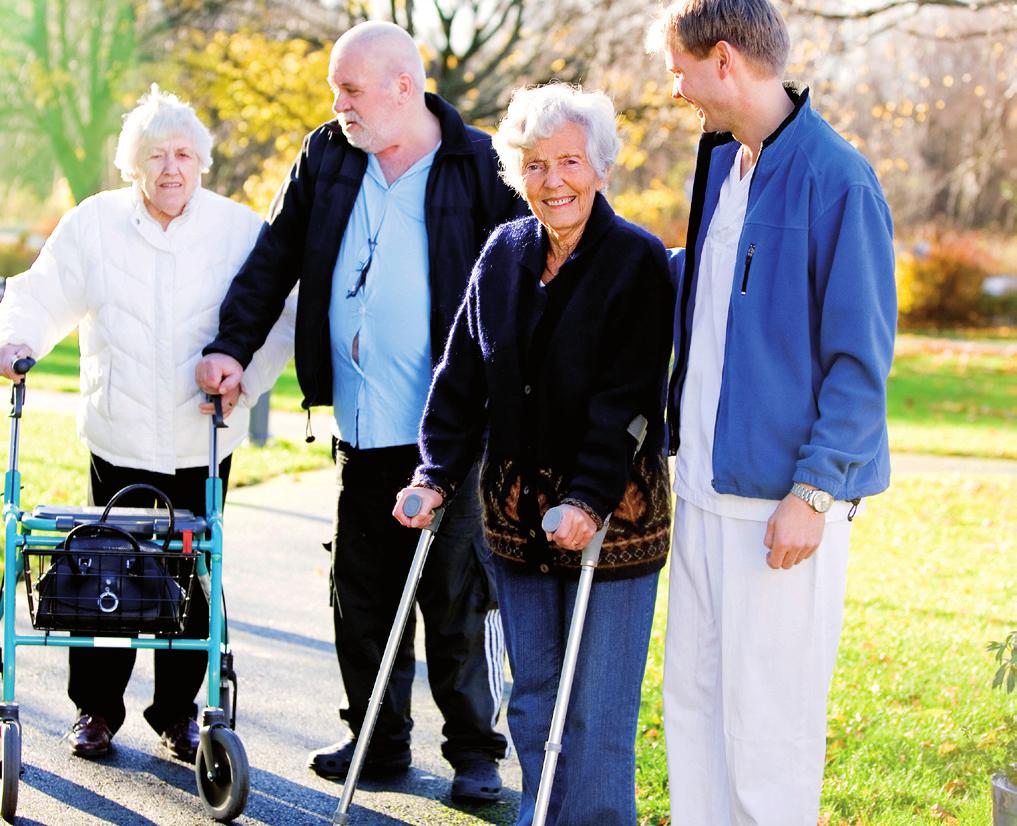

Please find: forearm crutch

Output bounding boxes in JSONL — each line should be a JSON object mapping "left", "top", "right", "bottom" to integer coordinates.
{"left": 333, "top": 493, "right": 444, "bottom": 825}
{"left": 532, "top": 414, "right": 648, "bottom": 826}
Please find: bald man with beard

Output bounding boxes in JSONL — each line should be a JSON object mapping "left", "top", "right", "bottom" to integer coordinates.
{"left": 197, "top": 21, "right": 521, "bottom": 802}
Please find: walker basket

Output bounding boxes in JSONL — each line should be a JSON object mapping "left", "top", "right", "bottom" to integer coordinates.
{"left": 23, "top": 504, "right": 201, "bottom": 637}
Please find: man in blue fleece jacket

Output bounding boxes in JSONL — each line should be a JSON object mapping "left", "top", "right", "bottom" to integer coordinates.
{"left": 651, "top": 1, "right": 896, "bottom": 823}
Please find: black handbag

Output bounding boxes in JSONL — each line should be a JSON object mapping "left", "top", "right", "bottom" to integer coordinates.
{"left": 32, "top": 485, "right": 192, "bottom": 636}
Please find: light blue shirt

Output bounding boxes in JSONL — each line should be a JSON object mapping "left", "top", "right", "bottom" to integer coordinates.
{"left": 329, "top": 146, "right": 438, "bottom": 448}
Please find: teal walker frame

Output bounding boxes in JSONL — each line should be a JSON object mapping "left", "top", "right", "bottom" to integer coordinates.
{"left": 0, "top": 361, "right": 248, "bottom": 822}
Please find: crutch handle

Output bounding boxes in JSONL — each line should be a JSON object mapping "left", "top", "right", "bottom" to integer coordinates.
{"left": 12, "top": 356, "right": 35, "bottom": 376}
{"left": 541, "top": 507, "right": 565, "bottom": 534}
{"left": 402, "top": 493, "right": 423, "bottom": 518}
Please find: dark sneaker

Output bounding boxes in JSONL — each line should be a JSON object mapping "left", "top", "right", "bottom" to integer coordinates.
{"left": 307, "top": 737, "right": 411, "bottom": 781}
{"left": 69, "top": 714, "right": 113, "bottom": 759}
{"left": 159, "top": 717, "right": 200, "bottom": 763}
{"left": 451, "top": 758, "right": 502, "bottom": 803}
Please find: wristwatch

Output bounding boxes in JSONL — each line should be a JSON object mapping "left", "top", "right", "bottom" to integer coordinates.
{"left": 790, "top": 482, "right": 834, "bottom": 513}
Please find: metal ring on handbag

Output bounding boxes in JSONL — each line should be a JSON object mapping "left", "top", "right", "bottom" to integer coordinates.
{"left": 98, "top": 586, "right": 120, "bottom": 613}
{"left": 100, "top": 483, "right": 176, "bottom": 551}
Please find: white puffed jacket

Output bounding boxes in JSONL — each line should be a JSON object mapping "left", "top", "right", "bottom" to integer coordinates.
{"left": 0, "top": 185, "right": 296, "bottom": 473}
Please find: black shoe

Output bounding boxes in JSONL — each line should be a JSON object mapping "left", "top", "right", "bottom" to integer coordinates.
{"left": 160, "top": 717, "right": 200, "bottom": 763}
{"left": 69, "top": 714, "right": 113, "bottom": 759}
{"left": 451, "top": 758, "right": 502, "bottom": 803}
{"left": 307, "top": 738, "right": 411, "bottom": 781}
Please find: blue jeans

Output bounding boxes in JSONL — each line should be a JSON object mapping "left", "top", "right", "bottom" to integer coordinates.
{"left": 492, "top": 560, "right": 658, "bottom": 826}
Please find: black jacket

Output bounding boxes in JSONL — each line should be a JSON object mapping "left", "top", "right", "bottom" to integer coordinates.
{"left": 415, "top": 194, "right": 676, "bottom": 578}
{"left": 204, "top": 94, "right": 521, "bottom": 408}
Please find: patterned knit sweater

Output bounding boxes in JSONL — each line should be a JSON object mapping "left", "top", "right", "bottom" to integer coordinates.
{"left": 414, "top": 193, "right": 675, "bottom": 580}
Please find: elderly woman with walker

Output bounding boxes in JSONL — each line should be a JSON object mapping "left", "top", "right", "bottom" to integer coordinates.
{"left": 0, "top": 86, "right": 293, "bottom": 765}
{"left": 392, "top": 83, "right": 674, "bottom": 825}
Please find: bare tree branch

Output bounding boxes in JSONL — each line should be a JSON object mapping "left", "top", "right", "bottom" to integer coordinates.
{"left": 795, "top": 0, "right": 1016, "bottom": 21}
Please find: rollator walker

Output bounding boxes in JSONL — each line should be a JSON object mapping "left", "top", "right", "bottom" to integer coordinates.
{"left": 0, "top": 359, "right": 248, "bottom": 823}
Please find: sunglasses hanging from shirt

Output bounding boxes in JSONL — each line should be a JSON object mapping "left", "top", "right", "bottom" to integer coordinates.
{"left": 346, "top": 197, "right": 390, "bottom": 299}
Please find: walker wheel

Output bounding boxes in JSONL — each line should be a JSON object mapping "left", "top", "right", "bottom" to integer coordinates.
{"left": 0, "top": 720, "right": 20, "bottom": 823}
{"left": 195, "top": 726, "right": 249, "bottom": 822}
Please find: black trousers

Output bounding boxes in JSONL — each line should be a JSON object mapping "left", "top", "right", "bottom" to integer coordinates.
{"left": 331, "top": 442, "right": 507, "bottom": 766}
{"left": 67, "top": 453, "right": 231, "bottom": 734}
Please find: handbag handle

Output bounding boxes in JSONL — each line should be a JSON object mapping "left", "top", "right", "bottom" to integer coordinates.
{"left": 59, "top": 522, "right": 143, "bottom": 575}
{"left": 100, "top": 483, "right": 175, "bottom": 552}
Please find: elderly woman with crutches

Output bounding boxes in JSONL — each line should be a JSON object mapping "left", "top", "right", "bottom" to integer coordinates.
{"left": 392, "top": 83, "right": 674, "bottom": 825}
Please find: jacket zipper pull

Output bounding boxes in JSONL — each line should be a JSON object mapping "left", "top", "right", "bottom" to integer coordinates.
{"left": 740, "top": 243, "right": 756, "bottom": 295}
{"left": 305, "top": 409, "right": 316, "bottom": 444}
{"left": 847, "top": 497, "right": 861, "bottom": 521}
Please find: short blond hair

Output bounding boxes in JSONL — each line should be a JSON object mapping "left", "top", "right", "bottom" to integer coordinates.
{"left": 649, "top": 0, "right": 790, "bottom": 77}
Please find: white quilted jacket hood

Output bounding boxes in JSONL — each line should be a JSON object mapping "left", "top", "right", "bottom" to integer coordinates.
{"left": 0, "top": 186, "right": 296, "bottom": 472}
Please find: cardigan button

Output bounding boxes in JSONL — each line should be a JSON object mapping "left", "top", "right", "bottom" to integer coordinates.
{"left": 523, "top": 384, "right": 532, "bottom": 395}
{"left": 539, "top": 564, "right": 550, "bottom": 574}
{"left": 522, "top": 486, "right": 530, "bottom": 495}
{"left": 528, "top": 529, "right": 536, "bottom": 538}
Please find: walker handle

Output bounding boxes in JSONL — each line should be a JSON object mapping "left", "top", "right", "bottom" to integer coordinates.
{"left": 12, "top": 357, "right": 35, "bottom": 376}
{"left": 208, "top": 394, "right": 227, "bottom": 429}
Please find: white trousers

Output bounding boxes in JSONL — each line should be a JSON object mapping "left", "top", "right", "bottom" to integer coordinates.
{"left": 663, "top": 498, "right": 851, "bottom": 826}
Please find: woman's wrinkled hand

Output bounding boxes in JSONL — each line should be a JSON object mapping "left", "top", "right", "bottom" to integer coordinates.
{"left": 0, "top": 343, "right": 34, "bottom": 382}
{"left": 392, "top": 486, "right": 444, "bottom": 530}
{"left": 545, "top": 504, "right": 597, "bottom": 550}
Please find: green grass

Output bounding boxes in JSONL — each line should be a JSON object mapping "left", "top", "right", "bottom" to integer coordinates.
{"left": 634, "top": 472, "right": 1017, "bottom": 825}
{"left": 888, "top": 335, "right": 1016, "bottom": 460}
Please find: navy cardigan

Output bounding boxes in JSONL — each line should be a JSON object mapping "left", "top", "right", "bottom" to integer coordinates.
{"left": 415, "top": 194, "right": 676, "bottom": 579}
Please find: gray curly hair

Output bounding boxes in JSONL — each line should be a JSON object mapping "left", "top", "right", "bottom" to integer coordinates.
{"left": 492, "top": 83, "right": 621, "bottom": 196}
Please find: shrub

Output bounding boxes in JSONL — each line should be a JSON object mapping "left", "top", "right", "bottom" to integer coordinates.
{"left": 897, "top": 230, "right": 995, "bottom": 328}
{"left": 0, "top": 239, "right": 39, "bottom": 280}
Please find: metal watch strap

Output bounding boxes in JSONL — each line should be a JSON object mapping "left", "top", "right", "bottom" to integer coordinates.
{"left": 790, "top": 482, "right": 816, "bottom": 509}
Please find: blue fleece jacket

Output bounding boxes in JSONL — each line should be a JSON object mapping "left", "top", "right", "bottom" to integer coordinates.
{"left": 668, "top": 85, "right": 897, "bottom": 502}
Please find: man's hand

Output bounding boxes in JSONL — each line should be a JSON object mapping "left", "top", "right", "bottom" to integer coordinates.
{"left": 0, "top": 343, "right": 34, "bottom": 382}
{"left": 392, "top": 486, "right": 444, "bottom": 530}
{"left": 196, "top": 353, "right": 244, "bottom": 416}
{"left": 546, "top": 504, "right": 597, "bottom": 551}
{"left": 764, "top": 493, "right": 826, "bottom": 570}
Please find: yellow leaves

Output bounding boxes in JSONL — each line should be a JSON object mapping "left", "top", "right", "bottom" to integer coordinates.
{"left": 929, "top": 803, "right": 958, "bottom": 823}
{"left": 550, "top": 57, "right": 566, "bottom": 73}
{"left": 941, "top": 778, "right": 966, "bottom": 797}
{"left": 937, "top": 741, "right": 957, "bottom": 756}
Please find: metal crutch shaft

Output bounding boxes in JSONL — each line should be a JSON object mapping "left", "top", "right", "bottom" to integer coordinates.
{"left": 532, "top": 414, "right": 649, "bottom": 826}
{"left": 333, "top": 492, "right": 445, "bottom": 825}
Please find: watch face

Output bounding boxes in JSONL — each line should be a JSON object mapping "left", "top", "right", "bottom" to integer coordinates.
{"left": 812, "top": 491, "right": 834, "bottom": 513}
